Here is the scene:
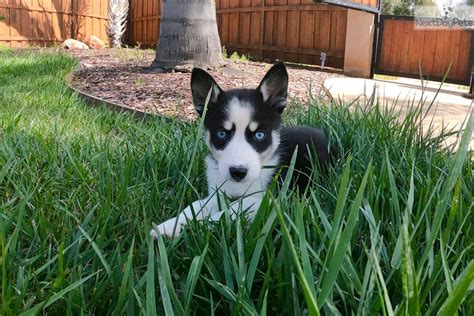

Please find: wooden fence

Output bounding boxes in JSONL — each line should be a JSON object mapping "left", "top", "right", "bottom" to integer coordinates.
{"left": 127, "top": 0, "right": 159, "bottom": 48}
{"left": 375, "top": 16, "right": 473, "bottom": 85}
{"left": 128, "top": 0, "right": 348, "bottom": 69}
{"left": 0, "top": 0, "right": 109, "bottom": 47}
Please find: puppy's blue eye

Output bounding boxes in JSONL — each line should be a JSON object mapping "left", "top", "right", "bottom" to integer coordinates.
{"left": 255, "top": 131, "right": 266, "bottom": 140}
{"left": 216, "top": 130, "right": 227, "bottom": 140}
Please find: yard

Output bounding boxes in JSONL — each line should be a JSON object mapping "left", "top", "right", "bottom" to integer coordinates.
{"left": 1, "top": 48, "right": 473, "bottom": 314}
{"left": 67, "top": 48, "right": 347, "bottom": 120}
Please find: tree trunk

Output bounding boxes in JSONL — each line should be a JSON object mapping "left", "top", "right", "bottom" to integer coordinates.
{"left": 153, "top": 0, "right": 224, "bottom": 70}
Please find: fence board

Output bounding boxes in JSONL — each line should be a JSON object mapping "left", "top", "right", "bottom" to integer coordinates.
{"left": 407, "top": 26, "right": 424, "bottom": 74}
{"left": 457, "top": 32, "right": 471, "bottom": 79}
{"left": 221, "top": 13, "right": 229, "bottom": 44}
{"left": 0, "top": 0, "right": 109, "bottom": 47}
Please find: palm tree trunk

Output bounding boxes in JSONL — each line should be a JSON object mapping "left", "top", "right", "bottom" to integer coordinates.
{"left": 153, "top": 0, "right": 224, "bottom": 70}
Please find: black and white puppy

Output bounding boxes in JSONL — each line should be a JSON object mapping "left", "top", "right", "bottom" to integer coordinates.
{"left": 150, "top": 63, "right": 334, "bottom": 239}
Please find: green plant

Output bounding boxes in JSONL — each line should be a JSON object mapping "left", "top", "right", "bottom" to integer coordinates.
{"left": 222, "top": 46, "right": 228, "bottom": 59}
{"left": 374, "top": 74, "right": 400, "bottom": 81}
{"left": 0, "top": 50, "right": 473, "bottom": 314}
{"left": 229, "top": 51, "right": 249, "bottom": 62}
{"left": 382, "top": 0, "right": 435, "bottom": 15}
{"left": 134, "top": 77, "right": 145, "bottom": 88}
{"left": 107, "top": 0, "right": 129, "bottom": 47}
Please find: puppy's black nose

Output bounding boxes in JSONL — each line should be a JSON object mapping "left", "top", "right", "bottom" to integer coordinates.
{"left": 229, "top": 166, "right": 248, "bottom": 181}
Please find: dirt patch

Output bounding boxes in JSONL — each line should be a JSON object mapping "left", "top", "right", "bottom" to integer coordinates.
{"left": 67, "top": 49, "right": 348, "bottom": 120}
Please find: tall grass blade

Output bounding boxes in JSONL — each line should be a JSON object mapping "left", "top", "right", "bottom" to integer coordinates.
{"left": 259, "top": 290, "right": 268, "bottom": 316}
{"left": 399, "top": 166, "right": 419, "bottom": 315}
{"left": 146, "top": 240, "right": 157, "bottom": 316}
{"left": 295, "top": 200, "right": 317, "bottom": 298}
{"left": 438, "top": 260, "right": 474, "bottom": 316}
{"left": 44, "top": 271, "right": 99, "bottom": 309}
{"left": 112, "top": 238, "right": 135, "bottom": 315}
{"left": 156, "top": 229, "right": 186, "bottom": 315}
{"left": 183, "top": 245, "right": 208, "bottom": 311}
{"left": 370, "top": 246, "right": 395, "bottom": 316}
{"left": 317, "top": 162, "right": 372, "bottom": 306}
{"left": 273, "top": 197, "right": 320, "bottom": 316}
{"left": 246, "top": 209, "right": 277, "bottom": 293}
{"left": 78, "top": 226, "right": 112, "bottom": 277}
{"left": 401, "top": 209, "right": 419, "bottom": 315}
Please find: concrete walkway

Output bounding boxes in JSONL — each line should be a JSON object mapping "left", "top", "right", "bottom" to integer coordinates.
{"left": 323, "top": 78, "right": 473, "bottom": 149}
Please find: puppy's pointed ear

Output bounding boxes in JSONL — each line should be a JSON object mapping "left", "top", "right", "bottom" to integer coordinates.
{"left": 257, "top": 62, "right": 288, "bottom": 112}
{"left": 191, "top": 68, "right": 223, "bottom": 116}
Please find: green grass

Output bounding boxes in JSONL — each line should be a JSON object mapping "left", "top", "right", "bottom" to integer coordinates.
{"left": 0, "top": 49, "right": 473, "bottom": 315}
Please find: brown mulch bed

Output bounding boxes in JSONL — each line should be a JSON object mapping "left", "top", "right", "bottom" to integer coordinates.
{"left": 67, "top": 49, "right": 348, "bottom": 120}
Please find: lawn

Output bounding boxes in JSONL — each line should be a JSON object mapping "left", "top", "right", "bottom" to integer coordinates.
{"left": 0, "top": 49, "right": 473, "bottom": 315}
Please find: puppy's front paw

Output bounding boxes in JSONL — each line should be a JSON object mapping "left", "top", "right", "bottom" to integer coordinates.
{"left": 150, "top": 217, "right": 183, "bottom": 240}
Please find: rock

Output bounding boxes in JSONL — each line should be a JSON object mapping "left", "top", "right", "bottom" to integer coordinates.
{"left": 86, "top": 35, "right": 106, "bottom": 49}
{"left": 79, "top": 62, "right": 93, "bottom": 69}
{"left": 63, "top": 39, "right": 89, "bottom": 50}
